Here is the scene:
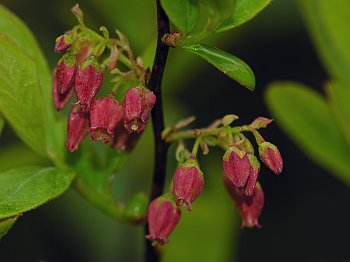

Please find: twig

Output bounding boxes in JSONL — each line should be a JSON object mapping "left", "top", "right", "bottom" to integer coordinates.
{"left": 144, "top": 0, "right": 170, "bottom": 261}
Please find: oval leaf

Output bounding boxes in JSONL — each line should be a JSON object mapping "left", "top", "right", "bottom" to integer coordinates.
{"left": 181, "top": 43, "right": 255, "bottom": 90}
{"left": 0, "top": 216, "right": 18, "bottom": 239}
{"left": 266, "top": 82, "right": 350, "bottom": 186}
{"left": 161, "top": 0, "right": 199, "bottom": 33}
{"left": 299, "top": 0, "right": 350, "bottom": 87}
{"left": 216, "top": 0, "right": 272, "bottom": 32}
{"left": 0, "top": 5, "right": 65, "bottom": 163}
{"left": 326, "top": 81, "right": 350, "bottom": 147}
{"left": 0, "top": 34, "right": 46, "bottom": 156}
{"left": 0, "top": 166, "right": 75, "bottom": 219}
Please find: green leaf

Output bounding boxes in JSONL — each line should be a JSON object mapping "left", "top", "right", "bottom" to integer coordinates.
{"left": 0, "top": 166, "right": 75, "bottom": 219}
{"left": 73, "top": 147, "right": 129, "bottom": 220}
{"left": 326, "top": 81, "right": 350, "bottom": 147}
{"left": 0, "top": 34, "right": 46, "bottom": 156}
{"left": 0, "top": 5, "right": 65, "bottom": 163}
{"left": 161, "top": 0, "right": 199, "bottom": 33}
{"left": 181, "top": 43, "right": 255, "bottom": 90}
{"left": 299, "top": 0, "right": 350, "bottom": 87}
{"left": 266, "top": 82, "right": 350, "bottom": 186}
{"left": 0, "top": 216, "right": 18, "bottom": 239}
{"left": 215, "top": 0, "right": 272, "bottom": 32}
{"left": 0, "top": 114, "right": 4, "bottom": 137}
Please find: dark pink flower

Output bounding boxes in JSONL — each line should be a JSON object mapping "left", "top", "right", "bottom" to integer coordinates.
{"left": 112, "top": 121, "right": 141, "bottom": 151}
{"left": 222, "top": 146, "right": 250, "bottom": 189}
{"left": 52, "top": 68, "right": 74, "bottom": 111}
{"left": 145, "top": 194, "right": 181, "bottom": 245}
{"left": 173, "top": 160, "right": 204, "bottom": 211}
{"left": 124, "top": 86, "right": 156, "bottom": 133}
{"left": 259, "top": 142, "right": 283, "bottom": 175}
{"left": 244, "top": 154, "right": 260, "bottom": 197}
{"left": 74, "top": 56, "right": 103, "bottom": 112}
{"left": 224, "top": 176, "right": 264, "bottom": 228}
{"left": 66, "top": 105, "right": 90, "bottom": 152}
{"left": 54, "top": 34, "right": 72, "bottom": 53}
{"left": 56, "top": 54, "right": 76, "bottom": 95}
{"left": 89, "top": 97, "right": 123, "bottom": 143}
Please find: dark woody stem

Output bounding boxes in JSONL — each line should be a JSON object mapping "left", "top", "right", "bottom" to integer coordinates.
{"left": 144, "top": 0, "right": 170, "bottom": 261}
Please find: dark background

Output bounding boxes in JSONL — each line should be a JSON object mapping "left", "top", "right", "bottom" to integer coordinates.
{"left": 0, "top": 0, "right": 349, "bottom": 261}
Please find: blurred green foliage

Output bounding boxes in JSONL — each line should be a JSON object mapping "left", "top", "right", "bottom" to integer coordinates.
{"left": 266, "top": 0, "right": 350, "bottom": 187}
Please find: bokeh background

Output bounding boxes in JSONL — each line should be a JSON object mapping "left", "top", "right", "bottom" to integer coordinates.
{"left": 0, "top": 0, "right": 349, "bottom": 261}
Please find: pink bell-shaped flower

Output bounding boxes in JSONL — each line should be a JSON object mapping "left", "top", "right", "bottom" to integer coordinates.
{"left": 173, "top": 160, "right": 204, "bottom": 211}
{"left": 66, "top": 105, "right": 90, "bottom": 152}
{"left": 222, "top": 146, "right": 250, "bottom": 189}
{"left": 54, "top": 34, "right": 72, "bottom": 54}
{"left": 52, "top": 68, "right": 74, "bottom": 111}
{"left": 259, "top": 142, "right": 283, "bottom": 175}
{"left": 145, "top": 193, "right": 181, "bottom": 245}
{"left": 90, "top": 97, "right": 123, "bottom": 143}
{"left": 124, "top": 86, "right": 156, "bottom": 133}
{"left": 224, "top": 176, "right": 264, "bottom": 228}
{"left": 74, "top": 55, "right": 104, "bottom": 112}
{"left": 55, "top": 54, "right": 76, "bottom": 95}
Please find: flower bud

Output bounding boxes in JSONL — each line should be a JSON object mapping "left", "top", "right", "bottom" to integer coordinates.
{"left": 66, "top": 105, "right": 90, "bottom": 152}
{"left": 90, "top": 97, "right": 123, "bottom": 143}
{"left": 222, "top": 146, "right": 250, "bottom": 189}
{"left": 244, "top": 154, "right": 260, "bottom": 197}
{"left": 173, "top": 160, "right": 204, "bottom": 211}
{"left": 52, "top": 69, "right": 74, "bottom": 111}
{"left": 74, "top": 56, "right": 104, "bottom": 112}
{"left": 223, "top": 176, "right": 264, "bottom": 228}
{"left": 259, "top": 142, "right": 283, "bottom": 175}
{"left": 56, "top": 54, "right": 76, "bottom": 95}
{"left": 145, "top": 193, "right": 181, "bottom": 245}
{"left": 112, "top": 121, "right": 141, "bottom": 151}
{"left": 124, "top": 86, "right": 156, "bottom": 133}
{"left": 54, "top": 34, "right": 72, "bottom": 53}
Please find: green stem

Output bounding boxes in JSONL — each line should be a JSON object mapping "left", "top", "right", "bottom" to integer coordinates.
{"left": 191, "top": 137, "right": 202, "bottom": 158}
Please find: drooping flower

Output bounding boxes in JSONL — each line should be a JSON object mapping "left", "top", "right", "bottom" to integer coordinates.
{"left": 89, "top": 97, "right": 123, "bottom": 143}
{"left": 222, "top": 146, "right": 250, "bottom": 189}
{"left": 124, "top": 86, "right": 156, "bottom": 133}
{"left": 54, "top": 34, "right": 72, "bottom": 53}
{"left": 259, "top": 142, "right": 283, "bottom": 175}
{"left": 244, "top": 154, "right": 260, "bottom": 197}
{"left": 224, "top": 176, "right": 264, "bottom": 228}
{"left": 145, "top": 193, "right": 181, "bottom": 245}
{"left": 52, "top": 68, "right": 74, "bottom": 111}
{"left": 173, "top": 160, "right": 204, "bottom": 211}
{"left": 55, "top": 53, "right": 76, "bottom": 95}
{"left": 66, "top": 105, "right": 90, "bottom": 152}
{"left": 112, "top": 121, "right": 141, "bottom": 151}
{"left": 74, "top": 55, "right": 104, "bottom": 112}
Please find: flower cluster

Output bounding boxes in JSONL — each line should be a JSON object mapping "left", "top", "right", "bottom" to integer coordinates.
{"left": 52, "top": 5, "right": 156, "bottom": 152}
{"left": 146, "top": 116, "right": 283, "bottom": 244}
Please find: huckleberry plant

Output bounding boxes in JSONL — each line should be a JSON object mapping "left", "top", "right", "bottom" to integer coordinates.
{"left": 54, "top": 2, "right": 282, "bottom": 248}
{"left": 0, "top": 0, "right": 280, "bottom": 260}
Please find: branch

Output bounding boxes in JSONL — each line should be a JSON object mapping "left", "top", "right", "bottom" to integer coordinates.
{"left": 144, "top": 0, "right": 170, "bottom": 261}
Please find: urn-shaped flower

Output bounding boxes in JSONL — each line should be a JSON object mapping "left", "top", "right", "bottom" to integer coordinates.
{"left": 74, "top": 55, "right": 104, "bottom": 112}
{"left": 55, "top": 53, "right": 76, "bottom": 95}
{"left": 54, "top": 34, "right": 72, "bottom": 53}
{"left": 224, "top": 176, "right": 264, "bottom": 228}
{"left": 52, "top": 68, "right": 74, "bottom": 111}
{"left": 223, "top": 146, "right": 250, "bottom": 189}
{"left": 145, "top": 193, "right": 181, "bottom": 245}
{"left": 259, "top": 142, "right": 283, "bottom": 175}
{"left": 90, "top": 97, "right": 123, "bottom": 143}
{"left": 124, "top": 86, "right": 156, "bottom": 133}
{"left": 173, "top": 160, "right": 204, "bottom": 211}
{"left": 66, "top": 105, "right": 90, "bottom": 152}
